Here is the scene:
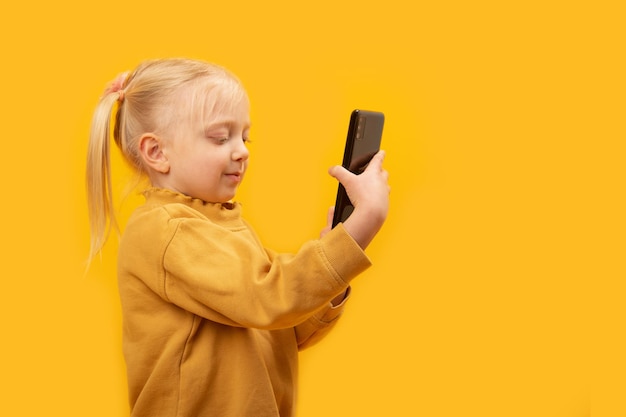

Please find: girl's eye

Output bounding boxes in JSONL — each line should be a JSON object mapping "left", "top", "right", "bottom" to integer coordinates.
{"left": 210, "top": 136, "right": 250, "bottom": 144}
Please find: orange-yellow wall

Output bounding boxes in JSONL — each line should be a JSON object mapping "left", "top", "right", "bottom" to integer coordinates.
{"left": 2, "top": 0, "right": 622, "bottom": 415}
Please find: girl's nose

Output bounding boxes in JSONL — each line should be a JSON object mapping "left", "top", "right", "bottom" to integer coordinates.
{"left": 233, "top": 138, "right": 250, "bottom": 161}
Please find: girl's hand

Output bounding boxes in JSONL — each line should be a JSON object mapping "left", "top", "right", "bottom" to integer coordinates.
{"left": 328, "top": 150, "right": 390, "bottom": 249}
{"left": 319, "top": 206, "right": 335, "bottom": 239}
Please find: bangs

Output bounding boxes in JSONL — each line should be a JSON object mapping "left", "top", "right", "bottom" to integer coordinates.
{"left": 191, "top": 76, "right": 249, "bottom": 135}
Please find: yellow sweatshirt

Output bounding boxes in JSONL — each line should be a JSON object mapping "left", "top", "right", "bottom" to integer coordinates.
{"left": 117, "top": 188, "right": 372, "bottom": 417}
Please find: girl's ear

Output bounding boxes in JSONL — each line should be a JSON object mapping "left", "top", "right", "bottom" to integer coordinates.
{"left": 138, "top": 133, "right": 170, "bottom": 174}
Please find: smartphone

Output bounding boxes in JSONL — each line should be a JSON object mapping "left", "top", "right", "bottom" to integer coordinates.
{"left": 332, "top": 109, "right": 385, "bottom": 228}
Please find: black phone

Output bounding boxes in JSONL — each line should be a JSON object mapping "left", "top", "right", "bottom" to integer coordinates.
{"left": 332, "top": 109, "right": 385, "bottom": 228}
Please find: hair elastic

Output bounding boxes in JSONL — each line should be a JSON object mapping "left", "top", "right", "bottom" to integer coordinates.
{"left": 102, "top": 71, "right": 130, "bottom": 102}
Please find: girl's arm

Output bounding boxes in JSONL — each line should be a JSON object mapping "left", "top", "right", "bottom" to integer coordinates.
{"left": 294, "top": 287, "right": 351, "bottom": 350}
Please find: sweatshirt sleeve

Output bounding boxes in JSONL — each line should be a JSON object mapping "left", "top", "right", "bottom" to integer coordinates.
{"left": 125, "top": 207, "right": 371, "bottom": 330}
{"left": 294, "top": 286, "right": 352, "bottom": 350}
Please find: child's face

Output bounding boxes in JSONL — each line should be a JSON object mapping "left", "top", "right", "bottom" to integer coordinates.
{"left": 164, "top": 88, "right": 251, "bottom": 203}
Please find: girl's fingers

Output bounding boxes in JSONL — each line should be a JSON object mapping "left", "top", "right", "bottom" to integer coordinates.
{"left": 327, "top": 206, "right": 335, "bottom": 226}
{"left": 365, "top": 150, "right": 386, "bottom": 172}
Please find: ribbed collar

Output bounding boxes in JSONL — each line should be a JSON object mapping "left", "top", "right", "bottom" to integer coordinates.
{"left": 142, "top": 188, "right": 245, "bottom": 228}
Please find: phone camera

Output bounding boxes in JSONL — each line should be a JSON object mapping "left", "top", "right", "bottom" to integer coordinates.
{"left": 356, "top": 116, "right": 366, "bottom": 140}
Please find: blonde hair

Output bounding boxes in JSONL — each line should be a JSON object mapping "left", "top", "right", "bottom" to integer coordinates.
{"left": 86, "top": 58, "right": 247, "bottom": 262}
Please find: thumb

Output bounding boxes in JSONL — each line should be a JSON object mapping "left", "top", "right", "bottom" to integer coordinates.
{"left": 328, "top": 165, "right": 354, "bottom": 184}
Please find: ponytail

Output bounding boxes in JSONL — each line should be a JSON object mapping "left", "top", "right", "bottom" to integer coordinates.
{"left": 86, "top": 90, "right": 124, "bottom": 262}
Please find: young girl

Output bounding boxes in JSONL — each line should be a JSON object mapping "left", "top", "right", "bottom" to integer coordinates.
{"left": 87, "top": 58, "right": 389, "bottom": 417}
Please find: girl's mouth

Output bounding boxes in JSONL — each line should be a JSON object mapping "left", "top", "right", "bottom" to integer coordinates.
{"left": 225, "top": 172, "right": 243, "bottom": 182}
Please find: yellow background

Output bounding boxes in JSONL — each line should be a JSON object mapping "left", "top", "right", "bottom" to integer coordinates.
{"left": 1, "top": 0, "right": 622, "bottom": 416}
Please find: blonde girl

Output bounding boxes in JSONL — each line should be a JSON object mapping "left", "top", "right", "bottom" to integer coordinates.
{"left": 87, "top": 57, "right": 389, "bottom": 417}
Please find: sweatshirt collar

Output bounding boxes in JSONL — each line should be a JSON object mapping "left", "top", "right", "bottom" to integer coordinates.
{"left": 143, "top": 187, "right": 244, "bottom": 226}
